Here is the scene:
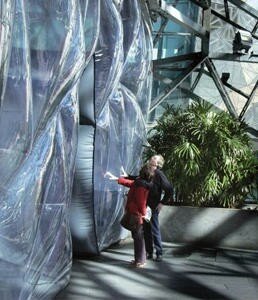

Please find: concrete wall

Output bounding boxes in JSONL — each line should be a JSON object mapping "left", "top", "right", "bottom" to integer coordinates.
{"left": 159, "top": 206, "right": 258, "bottom": 251}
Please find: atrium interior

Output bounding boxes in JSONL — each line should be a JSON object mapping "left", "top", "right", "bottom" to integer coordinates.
{"left": 0, "top": 1, "right": 257, "bottom": 299}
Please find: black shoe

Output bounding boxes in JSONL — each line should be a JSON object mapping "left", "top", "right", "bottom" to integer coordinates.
{"left": 155, "top": 255, "right": 162, "bottom": 262}
{"left": 147, "top": 254, "right": 153, "bottom": 260}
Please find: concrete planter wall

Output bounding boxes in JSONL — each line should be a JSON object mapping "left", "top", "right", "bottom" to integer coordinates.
{"left": 159, "top": 206, "right": 258, "bottom": 251}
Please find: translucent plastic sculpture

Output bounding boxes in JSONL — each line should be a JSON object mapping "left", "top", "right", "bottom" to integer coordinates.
{"left": 0, "top": 0, "right": 152, "bottom": 298}
{"left": 71, "top": 0, "right": 153, "bottom": 255}
{"left": 0, "top": 0, "right": 97, "bottom": 298}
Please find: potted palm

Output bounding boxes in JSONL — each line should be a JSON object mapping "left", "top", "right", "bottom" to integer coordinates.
{"left": 145, "top": 100, "right": 257, "bottom": 208}
{"left": 145, "top": 101, "right": 258, "bottom": 250}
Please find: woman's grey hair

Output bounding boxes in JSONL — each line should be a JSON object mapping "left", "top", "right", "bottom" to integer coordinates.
{"left": 150, "top": 154, "right": 165, "bottom": 168}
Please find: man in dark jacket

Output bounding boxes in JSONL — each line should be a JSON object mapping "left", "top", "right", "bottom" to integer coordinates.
{"left": 144, "top": 155, "right": 173, "bottom": 261}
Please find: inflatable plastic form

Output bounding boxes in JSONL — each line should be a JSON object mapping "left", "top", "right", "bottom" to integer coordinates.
{"left": 71, "top": 0, "right": 153, "bottom": 256}
{"left": 0, "top": 0, "right": 152, "bottom": 298}
{"left": 0, "top": 0, "right": 96, "bottom": 299}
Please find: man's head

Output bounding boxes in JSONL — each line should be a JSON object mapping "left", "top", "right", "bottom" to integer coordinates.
{"left": 148, "top": 154, "right": 165, "bottom": 171}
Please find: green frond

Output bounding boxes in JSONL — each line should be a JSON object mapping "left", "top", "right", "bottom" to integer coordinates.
{"left": 146, "top": 102, "right": 258, "bottom": 208}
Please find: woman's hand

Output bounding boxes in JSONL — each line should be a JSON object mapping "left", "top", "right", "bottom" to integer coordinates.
{"left": 104, "top": 172, "right": 118, "bottom": 180}
{"left": 120, "top": 166, "right": 128, "bottom": 177}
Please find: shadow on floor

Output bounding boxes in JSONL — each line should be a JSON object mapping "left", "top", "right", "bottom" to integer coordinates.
{"left": 55, "top": 240, "right": 258, "bottom": 300}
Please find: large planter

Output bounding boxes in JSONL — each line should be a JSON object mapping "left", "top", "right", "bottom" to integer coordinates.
{"left": 160, "top": 206, "right": 258, "bottom": 251}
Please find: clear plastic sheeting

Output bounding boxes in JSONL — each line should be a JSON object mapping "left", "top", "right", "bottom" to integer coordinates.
{"left": 72, "top": 0, "right": 153, "bottom": 255}
{"left": 0, "top": 0, "right": 152, "bottom": 299}
{"left": 93, "top": 0, "right": 152, "bottom": 251}
{"left": 120, "top": 0, "right": 153, "bottom": 117}
{"left": 0, "top": 1, "right": 91, "bottom": 299}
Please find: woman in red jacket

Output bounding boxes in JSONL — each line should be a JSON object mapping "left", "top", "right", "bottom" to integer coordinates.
{"left": 118, "top": 165, "right": 153, "bottom": 268}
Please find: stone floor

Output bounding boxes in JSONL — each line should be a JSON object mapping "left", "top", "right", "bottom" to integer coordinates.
{"left": 55, "top": 239, "right": 258, "bottom": 300}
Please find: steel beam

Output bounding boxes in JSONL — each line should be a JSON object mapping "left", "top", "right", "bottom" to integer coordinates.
{"left": 150, "top": 54, "right": 208, "bottom": 112}
{"left": 153, "top": 17, "right": 168, "bottom": 47}
{"left": 153, "top": 52, "right": 203, "bottom": 68}
{"left": 252, "top": 21, "right": 258, "bottom": 35}
{"left": 211, "top": 9, "right": 258, "bottom": 40}
{"left": 228, "top": 0, "right": 258, "bottom": 21}
{"left": 246, "top": 126, "right": 258, "bottom": 138}
{"left": 202, "top": 6, "right": 211, "bottom": 55}
{"left": 239, "top": 80, "right": 258, "bottom": 120}
{"left": 179, "top": 86, "right": 207, "bottom": 103}
{"left": 159, "top": 0, "right": 208, "bottom": 39}
{"left": 190, "top": 63, "right": 205, "bottom": 92}
{"left": 224, "top": 0, "right": 230, "bottom": 19}
{"left": 154, "top": 66, "right": 188, "bottom": 71}
{"left": 204, "top": 58, "right": 238, "bottom": 118}
{"left": 222, "top": 82, "right": 249, "bottom": 99}
{"left": 189, "top": 0, "right": 211, "bottom": 10}
{"left": 210, "top": 53, "right": 258, "bottom": 63}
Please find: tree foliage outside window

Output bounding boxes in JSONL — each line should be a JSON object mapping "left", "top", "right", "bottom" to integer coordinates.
{"left": 145, "top": 101, "right": 258, "bottom": 208}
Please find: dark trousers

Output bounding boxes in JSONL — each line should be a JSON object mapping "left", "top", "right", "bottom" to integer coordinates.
{"left": 131, "top": 224, "right": 146, "bottom": 264}
{"left": 143, "top": 208, "right": 162, "bottom": 256}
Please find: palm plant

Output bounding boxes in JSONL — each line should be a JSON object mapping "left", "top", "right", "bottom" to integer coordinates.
{"left": 145, "top": 101, "right": 258, "bottom": 208}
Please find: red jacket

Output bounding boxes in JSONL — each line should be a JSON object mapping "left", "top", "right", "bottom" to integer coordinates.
{"left": 118, "top": 177, "right": 149, "bottom": 224}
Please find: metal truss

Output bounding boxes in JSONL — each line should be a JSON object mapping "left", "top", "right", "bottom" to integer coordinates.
{"left": 151, "top": 52, "right": 208, "bottom": 112}
{"left": 144, "top": 0, "right": 258, "bottom": 136}
{"left": 211, "top": 1, "right": 258, "bottom": 41}
{"left": 204, "top": 58, "right": 238, "bottom": 117}
{"left": 239, "top": 80, "right": 258, "bottom": 120}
